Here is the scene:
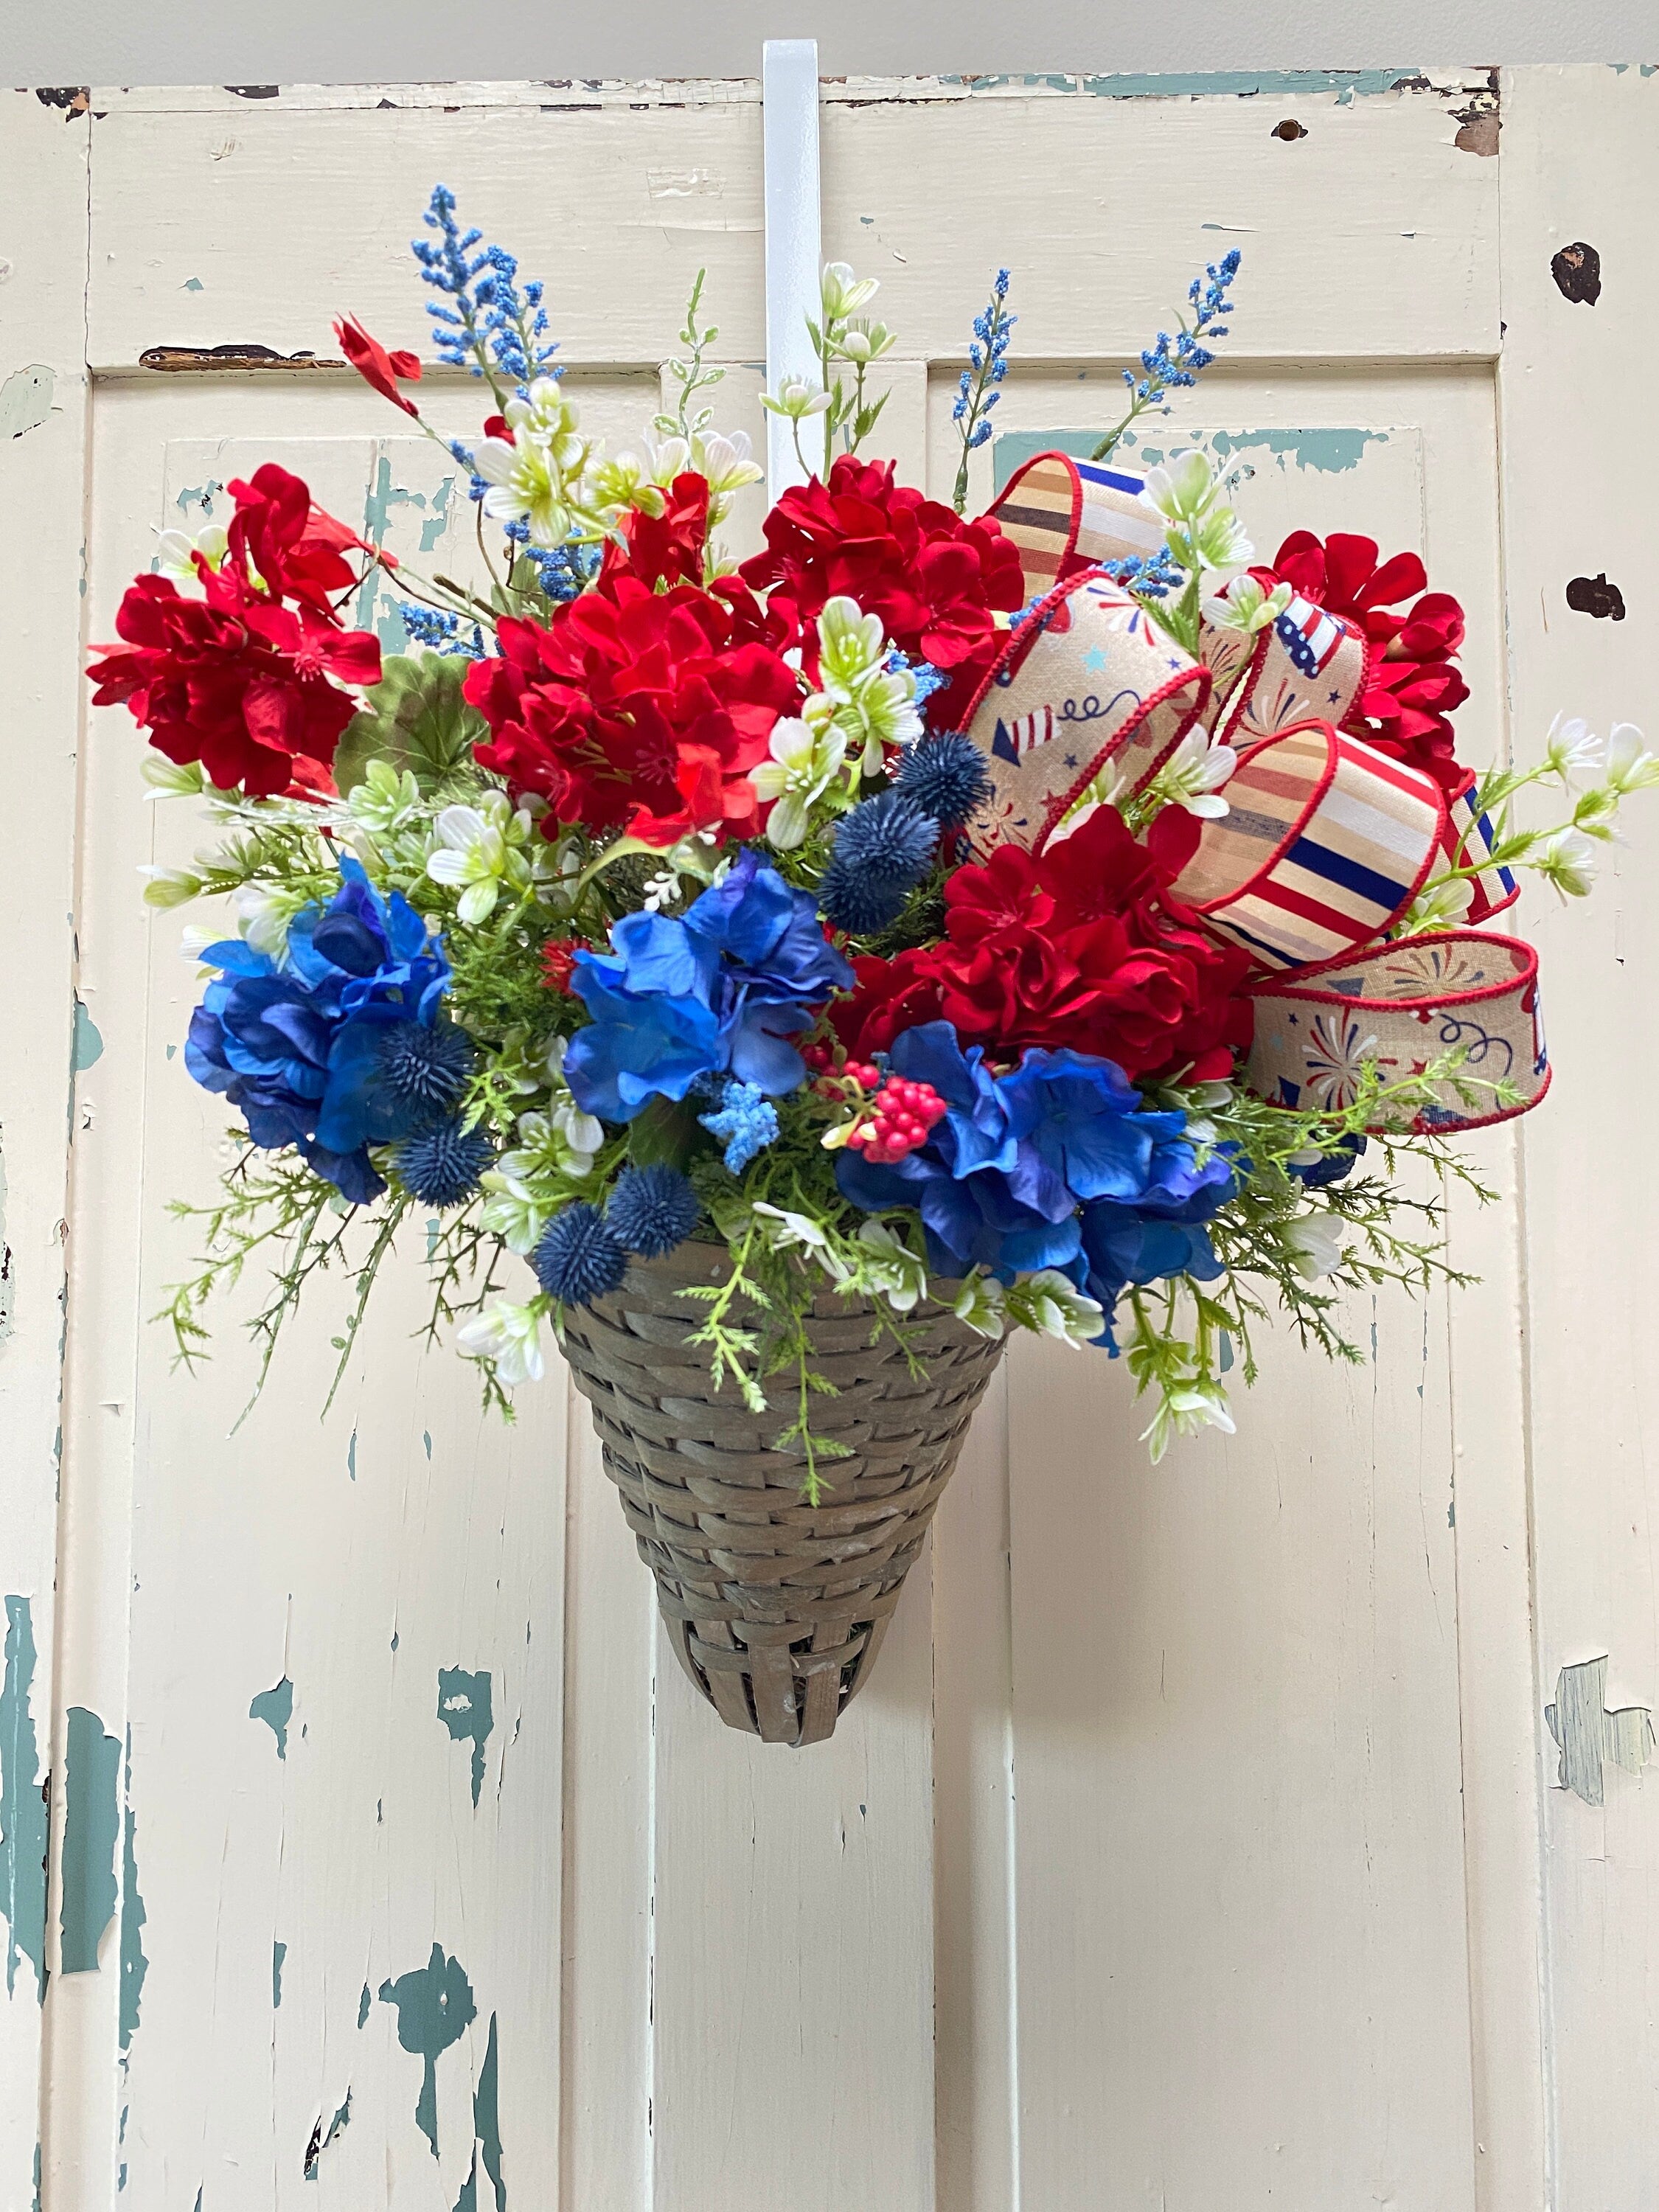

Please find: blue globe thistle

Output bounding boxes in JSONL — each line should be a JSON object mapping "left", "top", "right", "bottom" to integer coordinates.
{"left": 1293, "top": 1133, "right": 1366, "bottom": 1189}
{"left": 532, "top": 1203, "right": 629, "bottom": 1304}
{"left": 817, "top": 793, "right": 939, "bottom": 936}
{"left": 606, "top": 1164, "right": 701, "bottom": 1257}
{"left": 394, "top": 1118, "right": 493, "bottom": 1208}
{"left": 377, "top": 1018, "right": 474, "bottom": 1128}
{"left": 893, "top": 731, "right": 992, "bottom": 825}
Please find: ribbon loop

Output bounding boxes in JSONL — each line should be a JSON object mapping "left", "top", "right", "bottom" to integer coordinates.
{"left": 1200, "top": 591, "right": 1371, "bottom": 745}
{"left": 1441, "top": 769, "right": 1519, "bottom": 922}
{"left": 987, "top": 450, "right": 1167, "bottom": 601}
{"left": 961, "top": 571, "right": 1210, "bottom": 858}
{"left": 1245, "top": 931, "right": 1548, "bottom": 1132}
{"left": 1167, "top": 720, "right": 1445, "bottom": 971}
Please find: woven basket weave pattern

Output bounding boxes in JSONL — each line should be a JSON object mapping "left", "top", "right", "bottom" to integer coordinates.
{"left": 560, "top": 1243, "right": 1006, "bottom": 1746}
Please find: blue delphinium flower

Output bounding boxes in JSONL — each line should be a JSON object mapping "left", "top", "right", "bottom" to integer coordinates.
{"left": 395, "top": 1119, "right": 493, "bottom": 1208}
{"left": 184, "top": 860, "right": 453, "bottom": 1203}
{"left": 607, "top": 1164, "right": 701, "bottom": 1257}
{"left": 893, "top": 731, "right": 992, "bottom": 827}
{"left": 835, "top": 1024, "right": 1233, "bottom": 1314}
{"left": 952, "top": 268, "right": 1016, "bottom": 510}
{"left": 532, "top": 1203, "right": 629, "bottom": 1304}
{"left": 698, "top": 1080, "right": 779, "bottom": 1174}
{"left": 412, "top": 186, "right": 560, "bottom": 394}
{"left": 564, "top": 852, "right": 853, "bottom": 1123}
{"left": 817, "top": 793, "right": 939, "bottom": 936}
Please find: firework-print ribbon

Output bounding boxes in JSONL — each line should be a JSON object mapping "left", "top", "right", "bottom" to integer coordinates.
{"left": 1244, "top": 931, "right": 1549, "bottom": 1133}
{"left": 959, "top": 568, "right": 1211, "bottom": 859}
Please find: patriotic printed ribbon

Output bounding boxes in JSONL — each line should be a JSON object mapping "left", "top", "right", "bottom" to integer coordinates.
{"left": 970, "top": 452, "right": 1549, "bottom": 1131}
{"left": 960, "top": 569, "right": 1210, "bottom": 859}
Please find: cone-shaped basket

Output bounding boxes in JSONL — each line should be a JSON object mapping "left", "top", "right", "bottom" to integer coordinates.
{"left": 560, "top": 1242, "right": 1006, "bottom": 1746}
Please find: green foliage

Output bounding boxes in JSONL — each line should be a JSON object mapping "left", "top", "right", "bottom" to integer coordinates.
{"left": 333, "top": 653, "right": 487, "bottom": 795}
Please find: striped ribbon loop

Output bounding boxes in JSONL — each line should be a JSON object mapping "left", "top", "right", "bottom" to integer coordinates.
{"left": 1245, "top": 931, "right": 1549, "bottom": 1133}
{"left": 1441, "top": 769, "right": 1520, "bottom": 922}
{"left": 986, "top": 450, "right": 1167, "bottom": 601}
{"left": 1166, "top": 720, "right": 1445, "bottom": 971}
{"left": 1199, "top": 590, "right": 1371, "bottom": 745}
{"left": 961, "top": 571, "right": 1211, "bottom": 858}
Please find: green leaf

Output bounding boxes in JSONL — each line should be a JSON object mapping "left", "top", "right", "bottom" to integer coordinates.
{"left": 332, "top": 653, "right": 487, "bottom": 796}
{"left": 627, "top": 1095, "right": 704, "bottom": 1172}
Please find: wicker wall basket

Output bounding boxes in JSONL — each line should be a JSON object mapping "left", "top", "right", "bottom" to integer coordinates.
{"left": 559, "top": 1242, "right": 1006, "bottom": 1746}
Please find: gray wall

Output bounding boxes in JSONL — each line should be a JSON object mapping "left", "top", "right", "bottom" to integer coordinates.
{"left": 2, "top": 0, "right": 1653, "bottom": 88}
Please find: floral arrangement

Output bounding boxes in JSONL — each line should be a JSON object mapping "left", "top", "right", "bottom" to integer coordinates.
{"left": 92, "top": 189, "right": 1654, "bottom": 1486}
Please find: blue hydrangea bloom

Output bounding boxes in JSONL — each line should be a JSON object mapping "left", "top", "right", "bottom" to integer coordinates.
{"left": 184, "top": 858, "right": 452, "bottom": 1203}
{"left": 564, "top": 852, "right": 852, "bottom": 1123}
{"left": 835, "top": 1023, "right": 1233, "bottom": 1309}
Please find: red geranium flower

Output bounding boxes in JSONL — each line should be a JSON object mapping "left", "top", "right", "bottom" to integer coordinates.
{"left": 87, "top": 466, "right": 381, "bottom": 796}
{"left": 1272, "top": 529, "right": 1470, "bottom": 793}
{"left": 334, "top": 316, "right": 422, "bottom": 417}
{"left": 463, "top": 570, "right": 800, "bottom": 843}
{"left": 834, "top": 805, "right": 1253, "bottom": 1081}
{"left": 740, "top": 454, "right": 1023, "bottom": 727}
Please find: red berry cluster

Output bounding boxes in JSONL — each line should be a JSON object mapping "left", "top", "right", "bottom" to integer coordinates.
{"left": 805, "top": 1050, "right": 947, "bottom": 1166}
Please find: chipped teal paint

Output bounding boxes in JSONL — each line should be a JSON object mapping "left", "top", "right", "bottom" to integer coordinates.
{"left": 347, "top": 1430, "right": 358, "bottom": 1482}
{"left": 165, "top": 1042, "right": 176, "bottom": 1059}
{"left": 32, "top": 2142, "right": 41, "bottom": 2212}
{"left": 249, "top": 1675, "right": 293, "bottom": 1759}
{"left": 355, "top": 456, "right": 421, "bottom": 650}
{"left": 453, "top": 2154, "right": 479, "bottom": 2212}
{"left": 423, "top": 1432, "right": 433, "bottom": 1461}
{"left": 61, "top": 1707, "right": 120, "bottom": 1973}
{"left": 379, "top": 1944, "right": 477, "bottom": 2157}
{"left": 426, "top": 1217, "right": 442, "bottom": 1261}
{"left": 72, "top": 998, "right": 104, "bottom": 1071}
{"left": 118, "top": 2163, "right": 126, "bottom": 2191}
{"left": 437, "top": 1669, "right": 493, "bottom": 1807}
{"left": 994, "top": 424, "right": 1386, "bottom": 495}
{"left": 1, "top": 1596, "right": 48, "bottom": 2000}
{"left": 119, "top": 1736, "right": 147, "bottom": 2051}
{"left": 174, "top": 481, "right": 222, "bottom": 518}
{"left": 0, "top": 365, "right": 55, "bottom": 441}
{"left": 475, "top": 2013, "right": 507, "bottom": 2208}
{"left": 420, "top": 476, "right": 456, "bottom": 554}
{"left": 358, "top": 1980, "right": 371, "bottom": 2028}
{"left": 1075, "top": 67, "right": 1418, "bottom": 99}
{"left": 273, "top": 1939, "right": 286, "bottom": 2007}
{"left": 182, "top": 275, "right": 204, "bottom": 291}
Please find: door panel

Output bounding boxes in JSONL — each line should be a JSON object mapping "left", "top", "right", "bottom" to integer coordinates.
{"left": 11, "top": 66, "right": 1649, "bottom": 2212}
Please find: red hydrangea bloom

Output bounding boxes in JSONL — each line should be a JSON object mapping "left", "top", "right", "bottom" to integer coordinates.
{"left": 334, "top": 316, "right": 422, "bottom": 416}
{"left": 87, "top": 465, "right": 380, "bottom": 796}
{"left": 463, "top": 570, "right": 800, "bottom": 844}
{"left": 834, "top": 805, "right": 1253, "bottom": 1082}
{"left": 740, "top": 454, "right": 1023, "bottom": 726}
{"left": 1273, "top": 529, "right": 1470, "bottom": 793}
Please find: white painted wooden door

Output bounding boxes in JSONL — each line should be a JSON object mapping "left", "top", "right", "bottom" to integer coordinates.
{"left": 3, "top": 64, "right": 1655, "bottom": 2212}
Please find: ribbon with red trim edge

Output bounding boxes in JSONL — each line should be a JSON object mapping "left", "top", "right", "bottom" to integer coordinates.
{"left": 973, "top": 457, "right": 1547, "bottom": 1129}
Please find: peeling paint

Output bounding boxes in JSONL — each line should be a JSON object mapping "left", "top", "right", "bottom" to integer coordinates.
{"left": 304, "top": 2088, "right": 352, "bottom": 2180}
{"left": 273, "top": 1938, "right": 286, "bottom": 2007}
{"left": 1551, "top": 240, "right": 1601, "bottom": 305}
{"left": 358, "top": 1980, "right": 371, "bottom": 2028}
{"left": 72, "top": 997, "right": 104, "bottom": 1071}
{"left": 182, "top": 276, "right": 204, "bottom": 291}
{"left": 61, "top": 1706, "right": 120, "bottom": 1973}
{"left": 474, "top": 2013, "right": 507, "bottom": 2208}
{"left": 1566, "top": 571, "right": 1625, "bottom": 622}
{"left": 379, "top": 1944, "right": 478, "bottom": 2157}
{"left": 118, "top": 1734, "right": 147, "bottom": 2050}
{"left": 437, "top": 1668, "right": 493, "bottom": 1808}
{"left": 249, "top": 1675, "right": 293, "bottom": 1758}
{"left": 994, "top": 423, "right": 1386, "bottom": 496}
{"left": 347, "top": 1430, "right": 357, "bottom": 1482}
{"left": 0, "top": 365, "right": 55, "bottom": 441}
{"left": 1, "top": 1595, "right": 48, "bottom": 2000}
{"left": 1545, "top": 1655, "right": 1655, "bottom": 1805}
{"left": 0, "top": 1135, "right": 11, "bottom": 1345}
